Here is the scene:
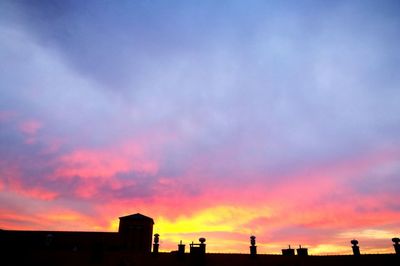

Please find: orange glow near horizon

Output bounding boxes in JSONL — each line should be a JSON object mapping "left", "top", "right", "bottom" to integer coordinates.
{"left": 101, "top": 193, "right": 399, "bottom": 255}
{"left": 1, "top": 197, "right": 397, "bottom": 255}
{"left": 1, "top": 131, "right": 399, "bottom": 255}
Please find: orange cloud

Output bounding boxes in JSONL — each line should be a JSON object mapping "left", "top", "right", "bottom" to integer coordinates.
{"left": 37, "top": 209, "right": 104, "bottom": 231}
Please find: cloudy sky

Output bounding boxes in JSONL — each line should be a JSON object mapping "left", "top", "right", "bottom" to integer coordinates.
{"left": 1, "top": 0, "right": 400, "bottom": 254}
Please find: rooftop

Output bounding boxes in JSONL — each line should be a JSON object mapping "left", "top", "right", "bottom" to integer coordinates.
{"left": 119, "top": 213, "right": 154, "bottom": 224}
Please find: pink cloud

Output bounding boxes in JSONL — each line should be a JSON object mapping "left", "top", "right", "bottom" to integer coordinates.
{"left": 8, "top": 178, "right": 58, "bottom": 201}
{"left": 21, "top": 187, "right": 58, "bottom": 201}
{"left": 54, "top": 140, "right": 159, "bottom": 179}
{"left": 19, "top": 119, "right": 42, "bottom": 135}
{"left": 86, "top": 145, "right": 400, "bottom": 231}
{"left": 47, "top": 135, "right": 169, "bottom": 200}
{"left": 0, "top": 162, "right": 58, "bottom": 201}
{"left": 1, "top": 132, "right": 398, "bottom": 254}
{"left": 41, "top": 138, "right": 64, "bottom": 154}
{"left": 0, "top": 209, "right": 43, "bottom": 230}
{"left": 0, "top": 110, "right": 17, "bottom": 122}
{"left": 18, "top": 119, "right": 43, "bottom": 144}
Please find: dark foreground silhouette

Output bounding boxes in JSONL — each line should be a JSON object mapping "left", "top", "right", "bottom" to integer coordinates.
{"left": 1, "top": 251, "right": 399, "bottom": 266}
{"left": 1, "top": 213, "right": 399, "bottom": 265}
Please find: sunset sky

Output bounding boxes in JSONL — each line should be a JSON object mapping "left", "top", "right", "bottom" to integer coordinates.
{"left": 1, "top": 0, "right": 400, "bottom": 255}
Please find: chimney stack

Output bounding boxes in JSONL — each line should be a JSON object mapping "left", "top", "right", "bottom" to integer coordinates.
{"left": 250, "top": 235, "right": 257, "bottom": 257}
{"left": 153, "top": 233, "right": 159, "bottom": 254}
{"left": 282, "top": 245, "right": 295, "bottom": 256}
{"left": 296, "top": 245, "right": 308, "bottom": 256}
{"left": 351, "top": 239, "right": 360, "bottom": 256}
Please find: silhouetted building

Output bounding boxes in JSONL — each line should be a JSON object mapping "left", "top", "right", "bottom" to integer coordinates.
{"left": 190, "top": 238, "right": 206, "bottom": 256}
{"left": 0, "top": 213, "right": 154, "bottom": 253}
{"left": 282, "top": 245, "right": 295, "bottom": 256}
{"left": 296, "top": 245, "right": 308, "bottom": 256}
{"left": 118, "top": 213, "right": 154, "bottom": 252}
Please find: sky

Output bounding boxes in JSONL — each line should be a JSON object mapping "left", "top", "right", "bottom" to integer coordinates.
{"left": 1, "top": 0, "right": 400, "bottom": 255}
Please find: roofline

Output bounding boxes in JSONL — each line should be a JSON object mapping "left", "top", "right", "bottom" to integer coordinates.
{"left": 0, "top": 229, "right": 117, "bottom": 234}
{"left": 118, "top": 213, "right": 154, "bottom": 223}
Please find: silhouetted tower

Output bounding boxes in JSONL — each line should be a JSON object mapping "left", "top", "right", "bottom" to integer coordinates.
{"left": 178, "top": 240, "right": 186, "bottom": 256}
{"left": 250, "top": 235, "right": 257, "bottom": 256}
{"left": 351, "top": 239, "right": 360, "bottom": 256}
{"left": 118, "top": 213, "right": 154, "bottom": 253}
{"left": 296, "top": 245, "right": 308, "bottom": 256}
{"left": 282, "top": 245, "right": 295, "bottom": 256}
{"left": 392, "top": 237, "right": 400, "bottom": 255}
{"left": 153, "top": 233, "right": 159, "bottom": 254}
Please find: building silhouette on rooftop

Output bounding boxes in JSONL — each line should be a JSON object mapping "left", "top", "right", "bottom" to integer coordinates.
{"left": 1, "top": 213, "right": 154, "bottom": 253}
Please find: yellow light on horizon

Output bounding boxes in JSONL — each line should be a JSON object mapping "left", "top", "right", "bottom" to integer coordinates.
{"left": 338, "top": 229, "right": 395, "bottom": 240}
{"left": 155, "top": 205, "right": 272, "bottom": 234}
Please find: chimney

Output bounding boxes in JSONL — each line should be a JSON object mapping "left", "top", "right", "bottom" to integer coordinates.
{"left": 351, "top": 239, "right": 360, "bottom": 256}
{"left": 250, "top": 235, "right": 257, "bottom": 257}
